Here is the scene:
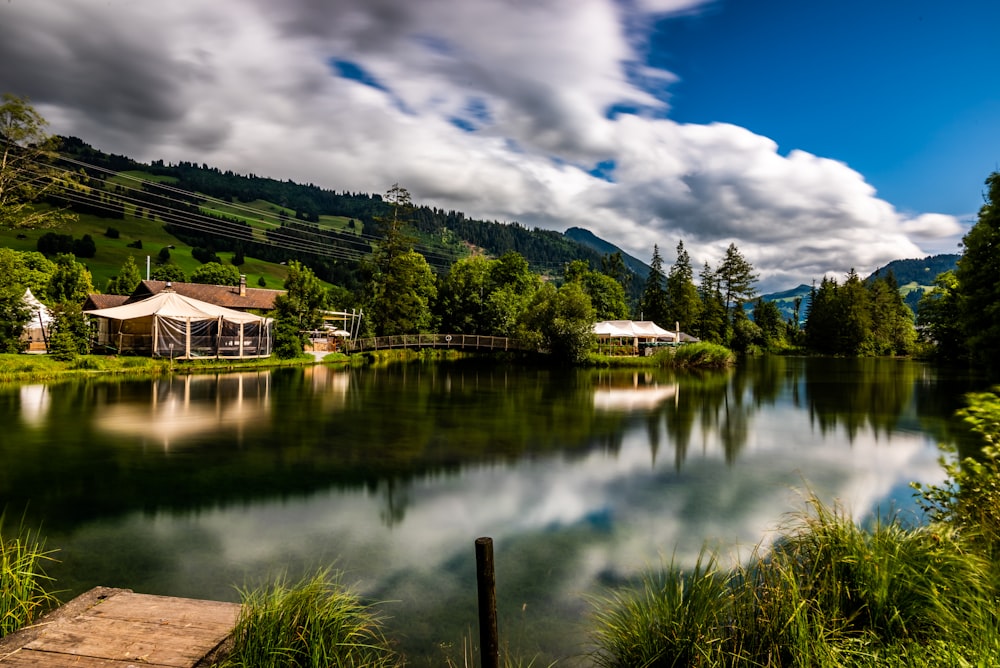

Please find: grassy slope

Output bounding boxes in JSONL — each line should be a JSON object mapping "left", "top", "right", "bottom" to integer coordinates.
{"left": 0, "top": 204, "right": 293, "bottom": 290}
{"left": 0, "top": 165, "right": 376, "bottom": 290}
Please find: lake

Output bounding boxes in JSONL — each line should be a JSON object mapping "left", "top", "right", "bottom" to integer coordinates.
{"left": 0, "top": 356, "right": 988, "bottom": 665}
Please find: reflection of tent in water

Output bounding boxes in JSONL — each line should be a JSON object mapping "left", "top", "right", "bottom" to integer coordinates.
{"left": 85, "top": 290, "right": 273, "bottom": 359}
{"left": 21, "top": 289, "right": 53, "bottom": 352}
{"left": 593, "top": 384, "right": 678, "bottom": 412}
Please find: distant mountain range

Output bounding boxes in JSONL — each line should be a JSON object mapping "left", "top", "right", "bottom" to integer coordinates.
{"left": 753, "top": 254, "right": 960, "bottom": 323}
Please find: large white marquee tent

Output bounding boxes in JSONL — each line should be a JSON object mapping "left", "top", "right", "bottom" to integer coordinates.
{"left": 85, "top": 290, "right": 273, "bottom": 359}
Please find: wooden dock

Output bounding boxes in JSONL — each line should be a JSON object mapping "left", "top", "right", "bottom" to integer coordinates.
{"left": 0, "top": 587, "right": 240, "bottom": 667}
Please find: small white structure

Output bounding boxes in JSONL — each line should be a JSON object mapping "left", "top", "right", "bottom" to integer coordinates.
{"left": 85, "top": 290, "right": 273, "bottom": 359}
{"left": 21, "top": 289, "right": 53, "bottom": 352}
{"left": 593, "top": 320, "right": 694, "bottom": 355}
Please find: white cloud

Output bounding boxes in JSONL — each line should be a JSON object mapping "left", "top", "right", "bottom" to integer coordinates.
{"left": 0, "top": 0, "right": 964, "bottom": 291}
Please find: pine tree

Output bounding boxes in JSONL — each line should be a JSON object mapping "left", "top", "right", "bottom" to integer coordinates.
{"left": 665, "top": 240, "right": 701, "bottom": 333}
{"left": 956, "top": 171, "right": 1000, "bottom": 368}
{"left": 716, "top": 242, "right": 759, "bottom": 321}
{"left": 696, "top": 261, "right": 726, "bottom": 343}
{"left": 640, "top": 245, "right": 669, "bottom": 325}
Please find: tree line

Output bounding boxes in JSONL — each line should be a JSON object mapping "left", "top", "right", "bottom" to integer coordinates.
{"left": 4, "top": 94, "right": 999, "bottom": 370}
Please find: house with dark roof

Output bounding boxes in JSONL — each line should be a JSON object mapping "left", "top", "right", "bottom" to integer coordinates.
{"left": 82, "top": 293, "right": 129, "bottom": 311}
{"left": 125, "top": 277, "right": 283, "bottom": 312}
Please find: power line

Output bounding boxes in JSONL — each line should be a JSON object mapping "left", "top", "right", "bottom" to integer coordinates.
{"left": 48, "top": 154, "right": 463, "bottom": 268}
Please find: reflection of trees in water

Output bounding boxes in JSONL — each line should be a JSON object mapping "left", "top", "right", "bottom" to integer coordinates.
{"left": 0, "top": 358, "right": 982, "bottom": 531}
{"left": 804, "top": 358, "right": 919, "bottom": 442}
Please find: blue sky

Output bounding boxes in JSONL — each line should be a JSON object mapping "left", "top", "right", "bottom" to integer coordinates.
{"left": 653, "top": 0, "right": 1000, "bottom": 219}
{"left": 0, "top": 0, "right": 995, "bottom": 290}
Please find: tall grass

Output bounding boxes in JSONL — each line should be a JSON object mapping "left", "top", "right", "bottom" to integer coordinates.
{"left": 0, "top": 513, "right": 59, "bottom": 637}
{"left": 222, "top": 568, "right": 399, "bottom": 668}
{"left": 672, "top": 343, "right": 735, "bottom": 369}
{"left": 590, "top": 497, "right": 1000, "bottom": 667}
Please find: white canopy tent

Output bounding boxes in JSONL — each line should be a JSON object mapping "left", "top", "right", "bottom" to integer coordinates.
{"left": 593, "top": 320, "right": 679, "bottom": 355}
{"left": 85, "top": 290, "right": 273, "bottom": 359}
{"left": 21, "top": 289, "right": 53, "bottom": 351}
{"left": 593, "top": 320, "right": 676, "bottom": 340}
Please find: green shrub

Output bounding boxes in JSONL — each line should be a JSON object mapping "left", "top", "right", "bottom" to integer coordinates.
{"left": 673, "top": 342, "right": 735, "bottom": 368}
{"left": 223, "top": 568, "right": 398, "bottom": 668}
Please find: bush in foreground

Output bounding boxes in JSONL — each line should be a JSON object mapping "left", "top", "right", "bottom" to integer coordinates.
{"left": 223, "top": 569, "right": 398, "bottom": 668}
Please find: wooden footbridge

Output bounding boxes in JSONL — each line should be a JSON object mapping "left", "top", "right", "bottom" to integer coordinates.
{"left": 344, "top": 333, "right": 531, "bottom": 354}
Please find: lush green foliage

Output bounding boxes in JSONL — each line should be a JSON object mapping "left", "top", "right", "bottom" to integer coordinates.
{"left": 0, "top": 285, "right": 29, "bottom": 353}
{"left": 564, "top": 259, "right": 629, "bottom": 321}
{"left": 47, "top": 300, "right": 91, "bottom": 361}
{"left": 664, "top": 240, "right": 701, "bottom": 334}
{"left": 105, "top": 255, "right": 142, "bottom": 295}
{"left": 916, "top": 270, "right": 964, "bottom": 361}
{"left": 520, "top": 281, "right": 595, "bottom": 364}
{"left": 47, "top": 253, "right": 94, "bottom": 303}
{"left": 273, "top": 261, "right": 328, "bottom": 358}
{"left": 223, "top": 569, "right": 398, "bottom": 668}
{"left": 0, "top": 94, "right": 77, "bottom": 230}
{"left": 805, "top": 270, "right": 915, "bottom": 356}
{"left": 0, "top": 513, "right": 59, "bottom": 637}
{"left": 190, "top": 261, "right": 241, "bottom": 286}
{"left": 955, "top": 172, "right": 1000, "bottom": 370}
{"left": 640, "top": 244, "right": 669, "bottom": 326}
{"left": 913, "top": 386, "right": 1000, "bottom": 559}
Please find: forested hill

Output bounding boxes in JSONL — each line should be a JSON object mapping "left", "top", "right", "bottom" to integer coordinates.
{"left": 55, "top": 136, "right": 638, "bottom": 287}
{"left": 564, "top": 227, "right": 650, "bottom": 277}
{"left": 867, "top": 254, "right": 960, "bottom": 286}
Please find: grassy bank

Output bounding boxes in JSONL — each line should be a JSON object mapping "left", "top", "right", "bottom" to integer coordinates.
{"left": 590, "top": 498, "right": 1000, "bottom": 667}
{"left": 587, "top": 342, "right": 735, "bottom": 369}
{"left": 0, "top": 352, "right": 352, "bottom": 383}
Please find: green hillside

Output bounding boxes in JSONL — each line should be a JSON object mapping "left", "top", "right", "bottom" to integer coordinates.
{"left": 20, "top": 136, "right": 633, "bottom": 295}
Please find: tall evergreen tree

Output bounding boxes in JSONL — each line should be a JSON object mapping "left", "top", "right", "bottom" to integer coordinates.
{"left": 665, "top": 240, "right": 701, "bottom": 332}
{"left": 956, "top": 171, "right": 1000, "bottom": 369}
{"left": 716, "top": 242, "right": 759, "bottom": 321}
{"left": 640, "top": 245, "right": 669, "bottom": 325}
{"left": 838, "top": 269, "right": 871, "bottom": 355}
{"left": 805, "top": 277, "right": 840, "bottom": 354}
{"left": 696, "top": 261, "right": 726, "bottom": 343}
{"left": 106, "top": 256, "right": 142, "bottom": 296}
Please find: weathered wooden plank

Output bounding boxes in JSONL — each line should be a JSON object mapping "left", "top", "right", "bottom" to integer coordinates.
{"left": 0, "top": 588, "right": 239, "bottom": 668}
{"left": 86, "top": 592, "right": 239, "bottom": 631}
{"left": 0, "top": 647, "right": 177, "bottom": 667}
{"left": 24, "top": 616, "right": 229, "bottom": 667}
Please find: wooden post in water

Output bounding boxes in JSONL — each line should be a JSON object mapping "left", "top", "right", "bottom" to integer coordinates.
{"left": 476, "top": 536, "right": 499, "bottom": 668}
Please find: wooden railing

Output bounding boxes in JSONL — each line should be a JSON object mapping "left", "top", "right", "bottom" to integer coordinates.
{"left": 344, "top": 334, "right": 530, "bottom": 354}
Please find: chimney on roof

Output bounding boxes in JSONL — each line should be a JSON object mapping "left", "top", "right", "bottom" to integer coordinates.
{"left": 239, "top": 274, "right": 246, "bottom": 297}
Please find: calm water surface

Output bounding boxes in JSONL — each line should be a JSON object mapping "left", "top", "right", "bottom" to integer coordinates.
{"left": 0, "top": 357, "right": 987, "bottom": 665}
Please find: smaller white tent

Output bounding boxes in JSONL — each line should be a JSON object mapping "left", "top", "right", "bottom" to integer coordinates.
{"left": 21, "top": 289, "right": 53, "bottom": 351}
{"left": 593, "top": 320, "right": 676, "bottom": 340}
{"left": 593, "top": 320, "right": 679, "bottom": 355}
{"left": 85, "top": 290, "right": 272, "bottom": 359}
